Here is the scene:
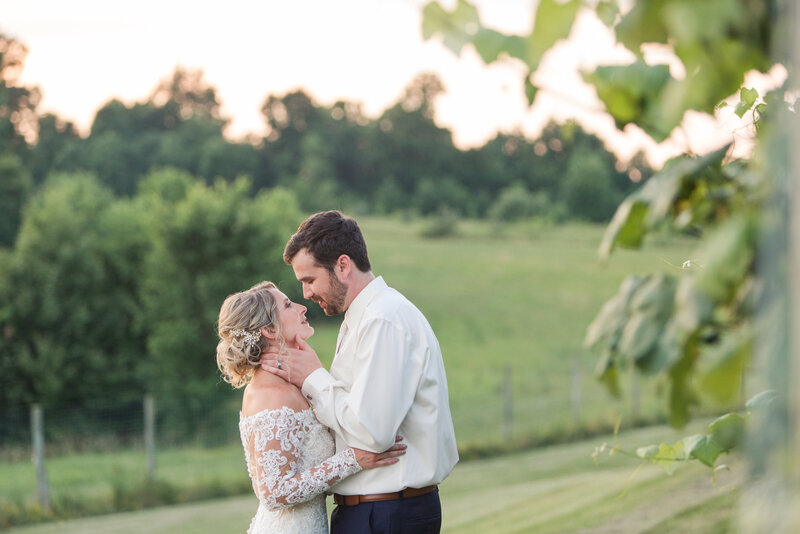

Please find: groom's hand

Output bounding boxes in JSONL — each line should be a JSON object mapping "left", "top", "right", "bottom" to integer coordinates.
{"left": 260, "top": 335, "right": 323, "bottom": 388}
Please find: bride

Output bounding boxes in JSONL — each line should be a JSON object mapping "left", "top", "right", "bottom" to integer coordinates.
{"left": 216, "top": 281, "right": 406, "bottom": 534}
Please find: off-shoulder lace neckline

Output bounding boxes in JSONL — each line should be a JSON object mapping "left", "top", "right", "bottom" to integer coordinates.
{"left": 239, "top": 405, "right": 314, "bottom": 420}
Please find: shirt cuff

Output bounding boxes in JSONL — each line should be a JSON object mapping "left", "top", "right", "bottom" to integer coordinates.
{"left": 301, "top": 367, "right": 335, "bottom": 402}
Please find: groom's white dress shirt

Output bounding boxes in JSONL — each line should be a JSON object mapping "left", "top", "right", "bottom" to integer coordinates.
{"left": 301, "top": 276, "right": 459, "bottom": 495}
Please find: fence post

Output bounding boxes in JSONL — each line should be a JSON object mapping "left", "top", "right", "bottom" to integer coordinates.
{"left": 30, "top": 404, "right": 51, "bottom": 510}
{"left": 571, "top": 357, "right": 581, "bottom": 422}
{"left": 502, "top": 364, "right": 513, "bottom": 442}
{"left": 144, "top": 394, "right": 156, "bottom": 480}
{"left": 631, "top": 368, "right": 640, "bottom": 423}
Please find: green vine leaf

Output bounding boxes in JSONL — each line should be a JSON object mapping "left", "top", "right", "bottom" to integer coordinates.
{"left": 596, "top": 0, "right": 620, "bottom": 27}
{"left": 684, "top": 433, "right": 724, "bottom": 467}
{"left": 674, "top": 278, "right": 714, "bottom": 332}
{"left": 598, "top": 144, "right": 730, "bottom": 259}
{"left": 697, "top": 326, "right": 751, "bottom": 404}
{"left": 598, "top": 198, "right": 648, "bottom": 258}
{"left": 585, "top": 275, "right": 645, "bottom": 350}
{"left": 596, "top": 357, "right": 620, "bottom": 397}
{"left": 472, "top": 28, "right": 525, "bottom": 64}
{"left": 524, "top": 0, "right": 581, "bottom": 71}
{"left": 583, "top": 62, "right": 674, "bottom": 141}
{"left": 617, "top": 311, "right": 661, "bottom": 365}
{"left": 613, "top": 0, "right": 670, "bottom": 55}
{"left": 636, "top": 444, "right": 659, "bottom": 460}
{"left": 708, "top": 413, "right": 746, "bottom": 451}
{"left": 654, "top": 441, "right": 687, "bottom": 475}
{"left": 745, "top": 390, "right": 777, "bottom": 412}
{"left": 422, "top": 0, "right": 579, "bottom": 104}
{"left": 735, "top": 87, "right": 759, "bottom": 118}
{"left": 525, "top": 76, "right": 537, "bottom": 106}
{"left": 695, "top": 215, "right": 757, "bottom": 303}
{"left": 421, "top": 0, "right": 480, "bottom": 55}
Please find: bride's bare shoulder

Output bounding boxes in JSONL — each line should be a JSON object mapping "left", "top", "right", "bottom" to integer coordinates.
{"left": 241, "top": 369, "right": 309, "bottom": 417}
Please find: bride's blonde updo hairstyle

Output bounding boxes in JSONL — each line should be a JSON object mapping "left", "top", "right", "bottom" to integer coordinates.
{"left": 216, "top": 281, "right": 282, "bottom": 388}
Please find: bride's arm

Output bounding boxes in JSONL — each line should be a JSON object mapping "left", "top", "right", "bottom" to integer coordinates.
{"left": 246, "top": 410, "right": 405, "bottom": 510}
{"left": 247, "top": 411, "right": 360, "bottom": 510}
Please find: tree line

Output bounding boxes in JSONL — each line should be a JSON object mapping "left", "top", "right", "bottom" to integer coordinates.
{"left": 0, "top": 32, "right": 648, "bottom": 435}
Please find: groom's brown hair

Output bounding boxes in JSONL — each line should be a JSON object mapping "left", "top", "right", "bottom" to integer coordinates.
{"left": 283, "top": 210, "right": 372, "bottom": 273}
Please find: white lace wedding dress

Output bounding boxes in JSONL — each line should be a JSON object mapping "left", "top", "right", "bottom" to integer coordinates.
{"left": 239, "top": 406, "right": 362, "bottom": 534}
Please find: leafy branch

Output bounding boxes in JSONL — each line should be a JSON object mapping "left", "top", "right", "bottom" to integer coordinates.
{"left": 422, "top": 0, "right": 786, "bottom": 470}
{"left": 594, "top": 391, "right": 776, "bottom": 478}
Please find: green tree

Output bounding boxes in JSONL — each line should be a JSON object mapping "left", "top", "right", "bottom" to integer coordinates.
{"left": 82, "top": 130, "right": 144, "bottom": 195}
{"left": 29, "top": 113, "right": 79, "bottom": 185}
{"left": 0, "top": 173, "right": 148, "bottom": 405}
{"left": 136, "top": 166, "right": 196, "bottom": 204}
{"left": 149, "top": 67, "right": 225, "bottom": 123}
{"left": 140, "top": 178, "right": 301, "bottom": 439}
{"left": 472, "top": 134, "right": 539, "bottom": 198}
{"left": 373, "top": 176, "right": 409, "bottom": 215}
{"left": 197, "top": 137, "right": 259, "bottom": 182}
{"left": 64, "top": 68, "right": 231, "bottom": 195}
{"left": 324, "top": 101, "right": 374, "bottom": 196}
{"left": 0, "top": 152, "right": 32, "bottom": 247}
{"left": 152, "top": 115, "right": 226, "bottom": 176}
{"left": 291, "top": 131, "right": 347, "bottom": 213}
{"left": 261, "top": 89, "right": 325, "bottom": 186}
{"left": 560, "top": 145, "right": 621, "bottom": 222}
{"left": 0, "top": 248, "right": 16, "bottom": 406}
{"left": 0, "top": 33, "right": 39, "bottom": 157}
{"left": 366, "top": 73, "right": 460, "bottom": 205}
{"left": 488, "top": 182, "right": 552, "bottom": 222}
{"left": 415, "top": 175, "right": 472, "bottom": 216}
{"left": 91, "top": 99, "right": 158, "bottom": 138}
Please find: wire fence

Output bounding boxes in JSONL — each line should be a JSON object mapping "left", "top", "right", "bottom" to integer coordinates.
{"left": 0, "top": 363, "right": 670, "bottom": 523}
{"left": 0, "top": 398, "right": 147, "bottom": 460}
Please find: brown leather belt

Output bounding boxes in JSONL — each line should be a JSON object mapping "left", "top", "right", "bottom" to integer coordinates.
{"left": 333, "top": 485, "right": 438, "bottom": 506}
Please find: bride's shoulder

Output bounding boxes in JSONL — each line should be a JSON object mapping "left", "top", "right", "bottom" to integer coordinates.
{"left": 241, "top": 370, "right": 309, "bottom": 418}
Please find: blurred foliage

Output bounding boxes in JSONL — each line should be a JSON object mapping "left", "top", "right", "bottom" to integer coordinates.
{"left": 423, "top": 0, "right": 791, "bottom": 472}
{"left": 423, "top": 0, "right": 771, "bottom": 141}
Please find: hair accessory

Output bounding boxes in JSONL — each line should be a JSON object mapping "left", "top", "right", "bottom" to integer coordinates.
{"left": 229, "top": 328, "right": 261, "bottom": 350}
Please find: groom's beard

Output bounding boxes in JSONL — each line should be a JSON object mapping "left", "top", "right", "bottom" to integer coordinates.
{"left": 318, "top": 272, "right": 347, "bottom": 316}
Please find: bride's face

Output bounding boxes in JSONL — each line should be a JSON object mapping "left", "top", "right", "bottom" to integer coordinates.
{"left": 268, "top": 288, "right": 314, "bottom": 344}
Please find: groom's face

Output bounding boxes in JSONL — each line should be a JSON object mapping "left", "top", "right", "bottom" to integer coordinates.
{"left": 291, "top": 248, "right": 348, "bottom": 316}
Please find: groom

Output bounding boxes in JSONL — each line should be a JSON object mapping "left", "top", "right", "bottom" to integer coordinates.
{"left": 262, "top": 210, "right": 458, "bottom": 533}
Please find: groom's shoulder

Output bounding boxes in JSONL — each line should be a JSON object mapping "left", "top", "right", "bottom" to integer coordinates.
{"left": 367, "top": 286, "right": 427, "bottom": 324}
{"left": 370, "top": 284, "right": 411, "bottom": 310}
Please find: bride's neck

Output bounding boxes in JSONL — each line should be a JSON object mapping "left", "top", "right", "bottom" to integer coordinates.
{"left": 279, "top": 338, "right": 299, "bottom": 350}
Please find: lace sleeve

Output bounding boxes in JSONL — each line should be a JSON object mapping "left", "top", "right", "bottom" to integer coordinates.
{"left": 244, "top": 408, "right": 362, "bottom": 511}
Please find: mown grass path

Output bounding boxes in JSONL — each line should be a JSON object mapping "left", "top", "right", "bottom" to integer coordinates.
{"left": 6, "top": 423, "right": 740, "bottom": 534}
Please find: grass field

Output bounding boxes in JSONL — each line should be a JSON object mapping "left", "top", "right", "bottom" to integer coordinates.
{"left": 356, "top": 218, "right": 698, "bottom": 446}
{"left": 4, "top": 422, "right": 741, "bottom": 534}
{"left": 3, "top": 218, "right": 717, "bottom": 527}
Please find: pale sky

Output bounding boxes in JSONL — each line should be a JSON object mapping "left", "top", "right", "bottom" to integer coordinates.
{"left": 0, "top": 0, "right": 778, "bottom": 167}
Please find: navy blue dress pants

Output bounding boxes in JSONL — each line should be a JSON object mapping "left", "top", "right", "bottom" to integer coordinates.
{"left": 330, "top": 490, "right": 442, "bottom": 534}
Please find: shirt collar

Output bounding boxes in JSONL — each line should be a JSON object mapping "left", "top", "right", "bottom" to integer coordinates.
{"left": 343, "top": 276, "right": 387, "bottom": 328}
